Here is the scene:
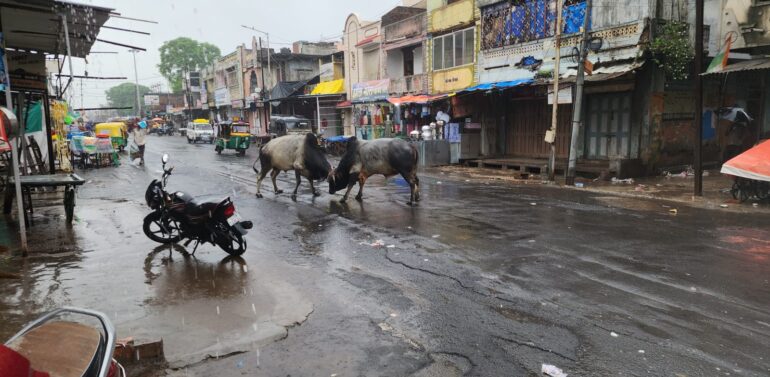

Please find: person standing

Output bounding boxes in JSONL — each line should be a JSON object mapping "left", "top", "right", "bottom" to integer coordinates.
{"left": 133, "top": 119, "right": 148, "bottom": 165}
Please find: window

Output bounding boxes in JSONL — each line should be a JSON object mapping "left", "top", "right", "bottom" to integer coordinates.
{"left": 433, "top": 37, "right": 443, "bottom": 71}
{"left": 226, "top": 70, "right": 238, "bottom": 88}
{"left": 443, "top": 33, "right": 455, "bottom": 68}
{"left": 432, "top": 27, "right": 475, "bottom": 70}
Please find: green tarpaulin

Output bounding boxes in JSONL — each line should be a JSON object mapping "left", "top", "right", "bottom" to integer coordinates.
{"left": 25, "top": 102, "right": 43, "bottom": 133}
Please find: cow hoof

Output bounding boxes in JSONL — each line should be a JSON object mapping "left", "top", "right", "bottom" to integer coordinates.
{"left": 313, "top": 191, "right": 321, "bottom": 197}
{"left": 407, "top": 201, "right": 414, "bottom": 206}
{"left": 291, "top": 194, "right": 297, "bottom": 201}
{"left": 339, "top": 198, "right": 347, "bottom": 203}
{"left": 256, "top": 193, "right": 263, "bottom": 198}
{"left": 355, "top": 195, "right": 363, "bottom": 202}
{"left": 276, "top": 190, "right": 284, "bottom": 194}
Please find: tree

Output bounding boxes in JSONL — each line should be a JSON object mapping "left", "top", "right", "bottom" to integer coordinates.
{"left": 158, "top": 37, "right": 221, "bottom": 93}
{"left": 105, "top": 82, "right": 151, "bottom": 116}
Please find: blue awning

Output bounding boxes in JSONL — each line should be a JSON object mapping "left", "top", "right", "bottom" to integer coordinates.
{"left": 460, "top": 78, "right": 534, "bottom": 93}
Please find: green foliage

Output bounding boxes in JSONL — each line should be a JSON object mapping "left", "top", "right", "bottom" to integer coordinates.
{"left": 158, "top": 37, "right": 221, "bottom": 93}
{"left": 650, "top": 21, "right": 694, "bottom": 81}
{"left": 105, "top": 83, "right": 151, "bottom": 116}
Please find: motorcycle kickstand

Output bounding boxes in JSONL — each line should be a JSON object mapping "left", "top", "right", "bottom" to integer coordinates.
{"left": 191, "top": 240, "right": 201, "bottom": 255}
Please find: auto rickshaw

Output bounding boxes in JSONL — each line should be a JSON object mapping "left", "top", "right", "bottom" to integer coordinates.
{"left": 94, "top": 122, "right": 127, "bottom": 151}
{"left": 215, "top": 121, "right": 251, "bottom": 156}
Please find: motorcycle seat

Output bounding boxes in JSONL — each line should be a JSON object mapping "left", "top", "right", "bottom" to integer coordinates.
{"left": 185, "top": 195, "right": 227, "bottom": 217}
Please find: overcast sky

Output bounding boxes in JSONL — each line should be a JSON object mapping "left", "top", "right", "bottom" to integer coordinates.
{"left": 70, "top": 0, "right": 400, "bottom": 108}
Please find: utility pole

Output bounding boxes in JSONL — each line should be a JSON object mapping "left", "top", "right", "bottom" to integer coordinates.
{"left": 241, "top": 26, "right": 271, "bottom": 93}
{"left": 258, "top": 37, "right": 269, "bottom": 134}
{"left": 547, "top": 0, "right": 564, "bottom": 182}
{"left": 566, "top": 0, "right": 592, "bottom": 186}
{"left": 694, "top": 0, "right": 704, "bottom": 196}
{"left": 129, "top": 49, "right": 142, "bottom": 118}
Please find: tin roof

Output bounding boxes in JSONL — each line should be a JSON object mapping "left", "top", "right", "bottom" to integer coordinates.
{"left": 702, "top": 58, "right": 770, "bottom": 75}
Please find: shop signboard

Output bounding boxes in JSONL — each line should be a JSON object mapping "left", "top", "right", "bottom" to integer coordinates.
{"left": 6, "top": 50, "right": 46, "bottom": 91}
{"left": 432, "top": 66, "right": 474, "bottom": 94}
{"left": 351, "top": 79, "right": 390, "bottom": 102}
{"left": 215, "top": 87, "right": 230, "bottom": 107}
{"left": 144, "top": 95, "right": 160, "bottom": 106}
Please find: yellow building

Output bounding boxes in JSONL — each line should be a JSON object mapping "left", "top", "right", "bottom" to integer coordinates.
{"left": 427, "top": 0, "right": 479, "bottom": 94}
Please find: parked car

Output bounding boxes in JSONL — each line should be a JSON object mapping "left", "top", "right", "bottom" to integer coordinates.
{"left": 187, "top": 122, "right": 214, "bottom": 144}
{"left": 269, "top": 115, "right": 313, "bottom": 137}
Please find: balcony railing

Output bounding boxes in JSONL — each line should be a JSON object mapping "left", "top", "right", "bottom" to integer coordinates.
{"left": 384, "top": 13, "right": 427, "bottom": 44}
{"left": 390, "top": 73, "right": 427, "bottom": 95}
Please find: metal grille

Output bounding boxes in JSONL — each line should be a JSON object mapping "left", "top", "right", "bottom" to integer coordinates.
{"left": 480, "top": 0, "right": 587, "bottom": 50}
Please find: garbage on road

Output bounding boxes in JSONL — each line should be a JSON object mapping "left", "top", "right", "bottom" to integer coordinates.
{"left": 611, "top": 177, "right": 635, "bottom": 184}
{"left": 542, "top": 363, "right": 568, "bottom": 377}
{"left": 669, "top": 209, "right": 679, "bottom": 215}
{"left": 361, "top": 240, "right": 386, "bottom": 248}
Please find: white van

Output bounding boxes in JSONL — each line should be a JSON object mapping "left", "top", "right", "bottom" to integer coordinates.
{"left": 187, "top": 122, "right": 214, "bottom": 144}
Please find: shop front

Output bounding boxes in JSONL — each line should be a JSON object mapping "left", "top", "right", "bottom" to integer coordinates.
{"left": 351, "top": 79, "right": 392, "bottom": 140}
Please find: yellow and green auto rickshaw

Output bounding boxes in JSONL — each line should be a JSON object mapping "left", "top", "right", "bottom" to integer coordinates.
{"left": 215, "top": 121, "right": 251, "bottom": 156}
{"left": 94, "top": 122, "right": 128, "bottom": 151}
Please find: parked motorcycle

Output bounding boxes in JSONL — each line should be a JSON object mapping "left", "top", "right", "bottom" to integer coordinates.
{"left": 1, "top": 307, "right": 125, "bottom": 377}
{"left": 143, "top": 154, "right": 253, "bottom": 256}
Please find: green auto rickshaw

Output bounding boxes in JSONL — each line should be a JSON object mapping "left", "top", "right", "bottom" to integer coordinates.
{"left": 215, "top": 121, "right": 251, "bottom": 156}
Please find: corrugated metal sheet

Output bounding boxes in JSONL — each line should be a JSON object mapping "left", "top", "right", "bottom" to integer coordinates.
{"left": 702, "top": 58, "right": 770, "bottom": 75}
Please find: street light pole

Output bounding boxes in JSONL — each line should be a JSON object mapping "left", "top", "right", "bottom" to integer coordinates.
{"left": 566, "top": 0, "right": 592, "bottom": 186}
{"left": 241, "top": 25, "right": 271, "bottom": 92}
{"left": 547, "top": 0, "right": 564, "bottom": 182}
{"left": 129, "top": 49, "right": 142, "bottom": 118}
{"left": 694, "top": 0, "right": 704, "bottom": 196}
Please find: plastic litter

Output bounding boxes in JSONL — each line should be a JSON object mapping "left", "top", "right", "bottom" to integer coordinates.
{"left": 611, "top": 177, "right": 635, "bottom": 184}
{"left": 610, "top": 332, "right": 619, "bottom": 337}
{"left": 386, "top": 245, "right": 396, "bottom": 248}
{"left": 362, "top": 240, "right": 385, "bottom": 248}
{"left": 530, "top": 202, "right": 537, "bottom": 206}
{"left": 432, "top": 234, "right": 440, "bottom": 238}
{"left": 541, "top": 364, "right": 568, "bottom": 377}
{"left": 720, "top": 204, "right": 729, "bottom": 208}
{"left": 574, "top": 183, "right": 584, "bottom": 188}
{"left": 669, "top": 209, "right": 678, "bottom": 215}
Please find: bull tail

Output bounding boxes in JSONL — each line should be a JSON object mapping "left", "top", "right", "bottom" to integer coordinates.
{"left": 410, "top": 143, "right": 419, "bottom": 166}
{"left": 252, "top": 146, "right": 263, "bottom": 174}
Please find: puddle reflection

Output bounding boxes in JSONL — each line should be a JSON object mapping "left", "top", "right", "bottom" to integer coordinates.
{"left": 143, "top": 244, "right": 249, "bottom": 303}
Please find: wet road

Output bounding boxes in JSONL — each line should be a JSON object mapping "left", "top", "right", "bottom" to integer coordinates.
{"left": 2, "top": 135, "right": 770, "bottom": 376}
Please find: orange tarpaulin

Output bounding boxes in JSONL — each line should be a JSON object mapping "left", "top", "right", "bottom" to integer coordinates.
{"left": 0, "top": 109, "right": 11, "bottom": 153}
{"left": 721, "top": 139, "right": 770, "bottom": 181}
{"left": 387, "top": 94, "right": 447, "bottom": 106}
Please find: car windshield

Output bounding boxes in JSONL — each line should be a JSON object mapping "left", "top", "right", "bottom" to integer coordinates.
{"left": 195, "top": 125, "right": 213, "bottom": 131}
{"left": 287, "top": 121, "right": 310, "bottom": 130}
{"left": 233, "top": 125, "right": 249, "bottom": 133}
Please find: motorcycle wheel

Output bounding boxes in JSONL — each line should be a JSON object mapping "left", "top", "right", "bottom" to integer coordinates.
{"left": 215, "top": 223, "right": 246, "bottom": 256}
{"left": 143, "top": 211, "right": 184, "bottom": 244}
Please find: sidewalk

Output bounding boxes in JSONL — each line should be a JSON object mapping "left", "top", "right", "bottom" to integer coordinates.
{"left": 427, "top": 165, "right": 770, "bottom": 214}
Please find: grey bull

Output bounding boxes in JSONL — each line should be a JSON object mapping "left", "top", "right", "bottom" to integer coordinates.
{"left": 328, "top": 137, "right": 421, "bottom": 205}
{"left": 253, "top": 134, "right": 331, "bottom": 200}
